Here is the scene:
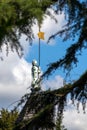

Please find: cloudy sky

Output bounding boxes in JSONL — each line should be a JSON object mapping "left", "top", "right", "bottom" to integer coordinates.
{"left": 0, "top": 9, "right": 87, "bottom": 130}
{"left": 63, "top": 99, "right": 87, "bottom": 130}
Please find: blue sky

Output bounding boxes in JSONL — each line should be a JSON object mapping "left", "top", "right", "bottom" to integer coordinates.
{"left": 0, "top": 8, "right": 87, "bottom": 130}
{"left": 25, "top": 34, "right": 87, "bottom": 82}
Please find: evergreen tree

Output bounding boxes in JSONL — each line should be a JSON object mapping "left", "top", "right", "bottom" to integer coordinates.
{"left": 0, "top": 0, "right": 55, "bottom": 56}
{"left": 43, "top": 0, "right": 87, "bottom": 77}
{"left": 0, "top": 108, "right": 18, "bottom": 130}
{"left": 0, "top": 0, "right": 87, "bottom": 129}
{"left": 14, "top": 71, "right": 87, "bottom": 129}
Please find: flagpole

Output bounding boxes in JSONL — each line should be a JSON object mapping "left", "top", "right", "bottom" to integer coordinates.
{"left": 39, "top": 24, "right": 40, "bottom": 67}
{"left": 37, "top": 23, "right": 41, "bottom": 84}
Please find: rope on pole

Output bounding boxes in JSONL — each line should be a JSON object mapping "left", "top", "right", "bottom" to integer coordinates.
{"left": 39, "top": 26, "right": 40, "bottom": 67}
{"left": 38, "top": 24, "right": 41, "bottom": 80}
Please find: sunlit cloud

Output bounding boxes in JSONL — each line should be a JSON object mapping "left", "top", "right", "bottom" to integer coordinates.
{"left": 63, "top": 101, "right": 87, "bottom": 130}
{"left": 0, "top": 49, "right": 32, "bottom": 108}
{"left": 42, "top": 75, "right": 64, "bottom": 90}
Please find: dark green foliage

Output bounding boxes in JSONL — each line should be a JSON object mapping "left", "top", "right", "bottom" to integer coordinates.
{"left": 0, "top": 0, "right": 55, "bottom": 56}
{"left": 0, "top": 108, "right": 18, "bottom": 130}
{"left": 14, "top": 92, "right": 56, "bottom": 129}
{"left": 0, "top": 0, "right": 87, "bottom": 129}
{"left": 56, "top": 101, "right": 67, "bottom": 130}
{"left": 14, "top": 70, "right": 87, "bottom": 130}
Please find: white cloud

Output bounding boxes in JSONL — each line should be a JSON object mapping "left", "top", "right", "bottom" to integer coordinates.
{"left": 63, "top": 101, "right": 87, "bottom": 130}
{"left": 42, "top": 75, "right": 64, "bottom": 90}
{"left": 0, "top": 49, "right": 32, "bottom": 109}
{"left": 13, "top": 59, "right": 32, "bottom": 86}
